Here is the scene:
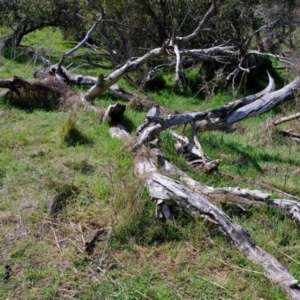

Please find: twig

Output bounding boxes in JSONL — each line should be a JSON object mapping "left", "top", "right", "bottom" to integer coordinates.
{"left": 50, "top": 224, "right": 63, "bottom": 255}
{"left": 274, "top": 112, "right": 300, "bottom": 126}
{"left": 96, "top": 266, "right": 117, "bottom": 285}
{"left": 218, "top": 258, "right": 264, "bottom": 275}
{"left": 277, "top": 249, "right": 300, "bottom": 266}
{"left": 201, "top": 277, "right": 233, "bottom": 294}
{"left": 134, "top": 290, "right": 154, "bottom": 300}
{"left": 68, "top": 238, "right": 84, "bottom": 253}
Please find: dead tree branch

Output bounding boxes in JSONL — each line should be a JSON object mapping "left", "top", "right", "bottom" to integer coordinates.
{"left": 274, "top": 112, "right": 300, "bottom": 126}
{"left": 176, "top": 1, "right": 216, "bottom": 42}
{"left": 134, "top": 72, "right": 278, "bottom": 148}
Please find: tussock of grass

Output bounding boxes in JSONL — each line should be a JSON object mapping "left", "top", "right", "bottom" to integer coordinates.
{"left": 60, "top": 113, "right": 92, "bottom": 146}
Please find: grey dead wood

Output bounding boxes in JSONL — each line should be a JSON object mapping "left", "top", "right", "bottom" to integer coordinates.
{"left": 170, "top": 131, "right": 220, "bottom": 173}
{"left": 134, "top": 72, "right": 278, "bottom": 148}
{"left": 84, "top": 47, "right": 166, "bottom": 102}
{"left": 106, "top": 99, "right": 300, "bottom": 299}
{"left": 151, "top": 146, "right": 300, "bottom": 222}
{"left": 267, "top": 200, "right": 300, "bottom": 223}
{"left": 103, "top": 104, "right": 131, "bottom": 141}
{"left": 135, "top": 157, "right": 300, "bottom": 299}
{"left": 274, "top": 112, "right": 300, "bottom": 126}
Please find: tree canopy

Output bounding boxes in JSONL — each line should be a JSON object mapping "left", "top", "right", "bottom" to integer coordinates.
{"left": 0, "top": 0, "right": 84, "bottom": 47}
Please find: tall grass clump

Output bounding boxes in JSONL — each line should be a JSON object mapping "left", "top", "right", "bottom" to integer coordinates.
{"left": 160, "top": 130, "right": 187, "bottom": 171}
{"left": 60, "top": 112, "right": 92, "bottom": 146}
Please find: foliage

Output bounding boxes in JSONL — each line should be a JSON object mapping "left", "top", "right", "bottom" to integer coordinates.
{"left": 0, "top": 0, "right": 85, "bottom": 47}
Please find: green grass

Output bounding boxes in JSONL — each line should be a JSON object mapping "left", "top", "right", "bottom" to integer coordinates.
{"left": 1, "top": 27, "right": 300, "bottom": 300}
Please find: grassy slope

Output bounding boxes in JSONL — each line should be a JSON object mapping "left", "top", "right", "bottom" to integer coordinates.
{"left": 0, "top": 28, "right": 300, "bottom": 300}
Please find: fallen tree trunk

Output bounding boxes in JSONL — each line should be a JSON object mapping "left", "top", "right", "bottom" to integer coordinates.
{"left": 226, "top": 76, "right": 300, "bottom": 124}
{"left": 102, "top": 101, "right": 300, "bottom": 299}
{"left": 135, "top": 157, "right": 300, "bottom": 299}
{"left": 134, "top": 72, "right": 278, "bottom": 148}
{"left": 150, "top": 145, "right": 300, "bottom": 222}
{"left": 0, "top": 76, "right": 100, "bottom": 112}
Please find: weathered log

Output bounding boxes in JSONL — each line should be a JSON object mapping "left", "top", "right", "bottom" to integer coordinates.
{"left": 136, "top": 106, "right": 161, "bottom": 136}
{"left": 35, "top": 63, "right": 160, "bottom": 112}
{"left": 151, "top": 147, "right": 270, "bottom": 201}
{"left": 134, "top": 73, "right": 276, "bottom": 148}
{"left": 109, "top": 124, "right": 131, "bottom": 141}
{"left": 105, "top": 102, "right": 300, "bottom": 299}
{"left": 152, "top": 146, "right": 300, "bottom": 223}
{"left": 103, "top": 104, "right": 131, "bottom": 141}
{"left": 220, "top": 171, "right": 300, "bottom": 202}
{"left": 226, "top": 76, "right": 300, "bottom": 124}
{"left": 171, "top": 131, "right": 220, "bottom": 173}
{"left": 102, "top": 103, "right": 126, "bottom": 124}
{"left": 135, "top": 157, "right": 300, "bottom": 299}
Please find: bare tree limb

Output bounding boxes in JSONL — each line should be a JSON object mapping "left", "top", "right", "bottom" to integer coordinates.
{"left": 274, "top": 112, "right": 300, "bottom": 126}
{"left": 174, "top": 43, "right": 183, "bottom": 91}
{"left": 84, "top": 47, "right": 166, "bottom": 102}
{"left": 57, "top": 16, "right": 103, "bottom": 68}
{"left": 176, "top": 1, "right": 216, "bottom": 42}
{"left": 134, "top": 72, "right": 276, "bottom": 148}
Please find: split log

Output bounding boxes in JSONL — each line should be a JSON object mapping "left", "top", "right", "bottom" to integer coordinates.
{"left": 106, "top": 104, "right": 300, "bottom": 299}
{"left": 226, "top": 76, "right": 300, "bottom": 124}
{"left": 151, "top": 147, "right": 300, "bottom": 221}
